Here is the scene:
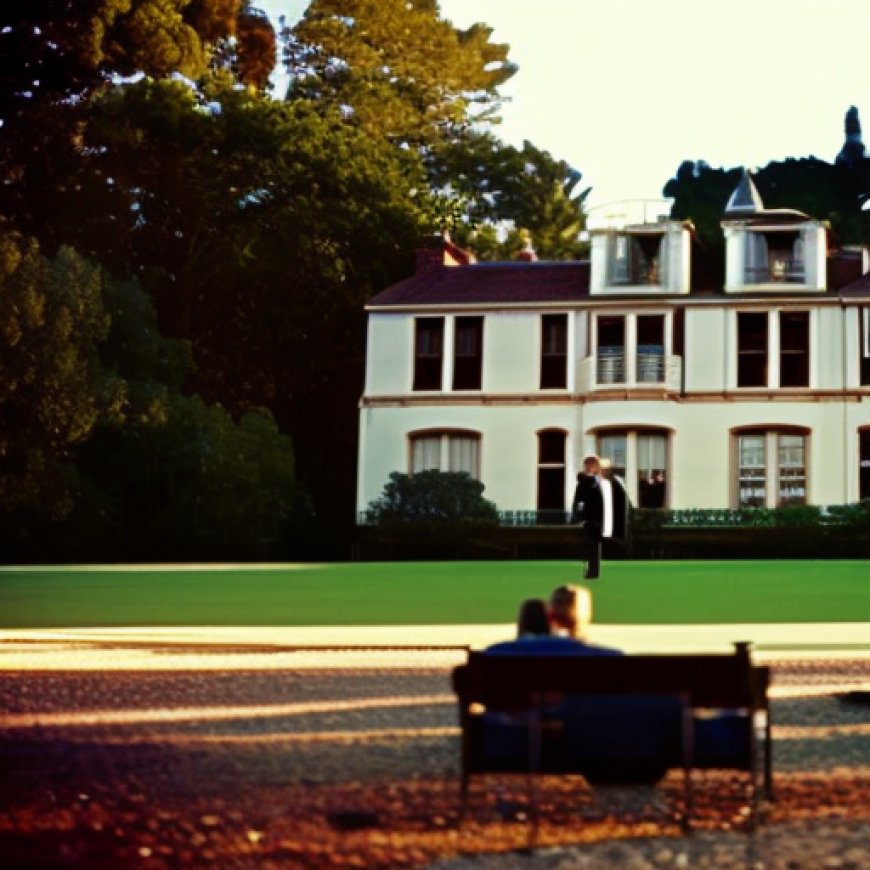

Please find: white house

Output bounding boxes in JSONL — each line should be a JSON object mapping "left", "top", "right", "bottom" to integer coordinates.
{"left": 357, "top": 173, "right": 870, "bottom": 519}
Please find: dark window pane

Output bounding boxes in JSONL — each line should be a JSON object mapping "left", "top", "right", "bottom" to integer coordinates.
{"left": 861, "top": 309, "right": 870, "bottom": 386}
{"left": 597, "top": 316, "right": 625, "bottom": 384}
{"left": 779, "top": 311, "right": 809, "bottom": 387}
{"left": 540, "top": 314, "right": 567, "bottom": 388}
{"left": 538, "top": 430, "right": 566, "bottom": 464}
{"left": 453, "top": 316, "right": 482, "bottom": 390}
{"left": 537, "top": 467, "right": 565, "bottom": 515}
{"left": 413, "top": 318, "right": 444, "bottom": 390}
{"left": 860, "top": 430, "right": 870, "bottom": 501}
{"left": 737, "top": 312, "right": 768, "bottom": 387}
{"left": 637, "top": 315, "right": 665, "bottom": 383}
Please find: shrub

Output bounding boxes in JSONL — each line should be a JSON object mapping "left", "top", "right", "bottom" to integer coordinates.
{"left": 366, "top": 470, "right": 499, "bottom": 524}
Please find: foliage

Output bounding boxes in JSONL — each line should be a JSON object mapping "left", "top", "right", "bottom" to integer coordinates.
{"left": 431, "top": 134, "right": 590, "bottom": 260}
{"left": 0, "top": 230, "right": 310, "bottom": 560}
{"left": 284, "top": 0, "right": 516, "bottom": 146}
{"left": 0, "top": 230, "right": 124, "bottom": 523}
{"left": 366, "top": 470, "right": 499, "bottom": 524}
{"left": 664, "top": 152, "right": 870, "bottom": 254}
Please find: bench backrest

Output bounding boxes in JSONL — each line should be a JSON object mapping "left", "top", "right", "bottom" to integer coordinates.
{"left": 453, "top": 650, "right": 769, "bottom": 712}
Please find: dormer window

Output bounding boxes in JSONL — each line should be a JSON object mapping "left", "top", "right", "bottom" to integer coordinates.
{"left": 744, "top": 230, "right": 805, "bottom": 284}
{"left": 608, "top": 231, "right": 667, "bottom": 286}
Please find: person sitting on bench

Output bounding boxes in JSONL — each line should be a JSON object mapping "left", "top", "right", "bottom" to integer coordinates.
{"left": 484, "top": 590, "right": 621, "bottom": 656}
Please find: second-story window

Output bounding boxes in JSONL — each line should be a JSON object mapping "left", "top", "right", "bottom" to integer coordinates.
{"left": 413, "top": 317, "right": 444, "bottom": 391}
{"left": 452, "top": 316, "right": 483, "bottom": 390}
{"left": 597, "top": 316, "right": 625, "bottom": 384}
{"left": 636, "top": 314, "right": 665, "bottom": 383}
{"left": 540, "top": 314, "right": 567, "bottom": 389}
{"left": 737, "top": 312, "right": 768, "bottom": 387}
{"left": 779, "top": 311, "right": 809, "bottom": 387}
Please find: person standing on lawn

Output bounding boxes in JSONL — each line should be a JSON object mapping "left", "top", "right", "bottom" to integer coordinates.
{"left": 571, "top": 454, "right": 605, "bottom": 580}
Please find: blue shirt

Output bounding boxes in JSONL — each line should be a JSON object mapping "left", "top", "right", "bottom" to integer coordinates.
{"left": 483, "top": 635, "right": 623, "bottom": 657}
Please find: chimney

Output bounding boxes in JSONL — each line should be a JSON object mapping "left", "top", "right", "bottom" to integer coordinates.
{"left": 414, "top": 231, "right": 474, "bottom": 273}
{"left": 415, "top": 233, "right": 448, "bottom": 273}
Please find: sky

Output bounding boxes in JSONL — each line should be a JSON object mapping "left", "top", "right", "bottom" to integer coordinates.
{"left": 258, "top": 0, "right": 870, "bottom": 209}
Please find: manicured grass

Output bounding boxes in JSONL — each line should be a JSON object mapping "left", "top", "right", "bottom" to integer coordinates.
{"left": 0, "top": 560, "right": 868, "bottom": 628}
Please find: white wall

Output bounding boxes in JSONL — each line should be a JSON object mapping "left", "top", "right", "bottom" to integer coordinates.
{"left": 684, "top": 307, "right": 727, "bottom": 391}
{"left": 365, "top": 314, "right": 414, "bottom": 395}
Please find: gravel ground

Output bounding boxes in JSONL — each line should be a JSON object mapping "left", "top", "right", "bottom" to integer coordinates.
{"left": 0, "top": 654, "right": 868, "bottom": 868}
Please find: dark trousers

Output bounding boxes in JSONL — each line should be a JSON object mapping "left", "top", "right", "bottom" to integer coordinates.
{"left": 581, "top": 523, "right": 602, "bottom": 579}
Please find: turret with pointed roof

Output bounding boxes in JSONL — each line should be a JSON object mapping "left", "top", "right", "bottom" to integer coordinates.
{"left": 724, "top": 169, "right": 764, "bottom": 215}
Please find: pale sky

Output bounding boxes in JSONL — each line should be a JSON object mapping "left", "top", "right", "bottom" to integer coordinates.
{"left": 259, "top": 0, "right": 870, "bottom": 208}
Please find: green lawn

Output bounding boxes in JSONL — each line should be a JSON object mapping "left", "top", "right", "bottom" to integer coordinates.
{"left": 0, "top": 561, "right": 868, "bottom": 628}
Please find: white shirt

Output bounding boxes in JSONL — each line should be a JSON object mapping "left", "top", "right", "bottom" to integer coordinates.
{"left": 599, "top": 476, "right": 613, "bottom": 538}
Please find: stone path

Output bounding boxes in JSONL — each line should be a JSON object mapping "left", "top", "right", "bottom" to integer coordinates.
{"left": 0, "top": 633, "right": 869, "bottom": 867}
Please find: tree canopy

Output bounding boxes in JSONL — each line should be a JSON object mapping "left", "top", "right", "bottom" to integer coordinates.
{"left": 284, "top": 0, "right": 516, "bottom": 146}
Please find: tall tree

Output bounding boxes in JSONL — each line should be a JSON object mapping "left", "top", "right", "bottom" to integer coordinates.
{"left": 431, "top": 134, "right": 589, "bottom": 260}
{"left": 284, "top": 0, "right": 516, "bottom": 146}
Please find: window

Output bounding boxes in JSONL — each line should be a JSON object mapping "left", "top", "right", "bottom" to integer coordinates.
{"left": 636, "top": 314, "right": 665, "bottom": 383}
{"left": 737, "top": 433, "right": 766, "bottom": 507}
{"left": 597, "top": 432, "right": 626, "bottom": 480}
{"left": 735, "top": 430, "right": 807, "bottom": 508}
{"left": 737, "top": 312, "right": 768, "bottom": 387}
{"left": 609, "top": 232, "right": 667, "bottom": 285}
{"left": 596, "top": 428, "right": 669, "bottom": 509}
{"left": 413, "top": 318, "right": 444, "bottom": 391}
{"left": 637, "top": 432, "right": 667, "bottom": 509}
{"left": 537, "top": 430, "right": 566, "bottom": 522}
{"left": 860, "top": 429, "right": 870, "bottom": 501}
{"left": 410, "top": 431, "right": 480, "bottom": 478}
{"left": 861, "top": 308, "right": 870, "bottom": 386}
{"left": 452, "top": 316, "right": 483, "bottom": 391}
{"left": 778, "top": 434, "right": 807, "bottom": 506}
{"left": 540, "top": 314, "right": 568, "bottom": 389}
{"left": 744, "top": 231, "right": 804, "bottom": 283}
{"left": 779, "top": 311, "right": 809, "bottom": 387}
{"left": 597, "top": 316, "right": 625, "bottom": 384}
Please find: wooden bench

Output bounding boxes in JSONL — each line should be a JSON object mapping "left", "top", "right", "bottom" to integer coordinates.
{"left": 451, "top": 643, "right": 772, "bottom": 834}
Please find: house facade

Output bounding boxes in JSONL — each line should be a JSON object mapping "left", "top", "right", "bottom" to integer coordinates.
{"left": 357, "top": 174, "right": 870, "bottom": 519}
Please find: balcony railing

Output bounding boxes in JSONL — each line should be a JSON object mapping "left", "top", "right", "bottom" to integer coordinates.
{"left": 596, "top": 346, "right": 625, "bottom": 384}
{"left": 744, "top": 260, "right": 805, "bottom": 284}
{"left": 636, "top": 345, "right": 665, "bottom": 383}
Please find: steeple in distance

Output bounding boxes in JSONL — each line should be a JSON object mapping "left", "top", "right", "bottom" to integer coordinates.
{"left": 836, "top": 105, "right": 866, "bottom": 168}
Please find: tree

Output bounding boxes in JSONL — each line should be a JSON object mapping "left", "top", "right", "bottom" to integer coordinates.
{"left": 431, "top": 134, "right": 589, "bottom": 260}
{"left": 284, "top": 0, "right": 516, "bottom": 146}
{"left": 0, "top": 230, "right": 123, "bottom": 535}
{"left": 0, "top": 1, "right": 275, "bottom": 246}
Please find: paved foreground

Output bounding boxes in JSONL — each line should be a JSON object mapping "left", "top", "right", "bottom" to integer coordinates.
{"left": 0, "top": 634, "right": 869, "bottom": 868}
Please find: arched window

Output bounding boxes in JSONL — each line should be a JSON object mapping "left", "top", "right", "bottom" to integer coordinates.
{"left": 733, "top": 427, "right": 809, "bottom": 508}
{"left": 594, "top": 428, "right": 670, "bottom": 509}
{"left": 409, "top": 430, "right": 481, "bottom": 479}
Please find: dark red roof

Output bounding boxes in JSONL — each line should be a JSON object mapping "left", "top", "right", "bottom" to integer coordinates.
{"left": 838, "top": 270, "right": 870, "bottom": 296}
{"left": 368, "top": 261, "right": 591, "bottom": 307}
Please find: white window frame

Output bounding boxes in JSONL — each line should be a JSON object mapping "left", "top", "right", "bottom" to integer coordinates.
{"left": 733, "top": 429, "right": 809, "bottom": 509}
{"left": 408, "top": 430, "right": 481, "bottom": 479}
{"left": 591, "top": 311, "right": 672, "bottom": 388}
{"left": 594, "top": 427, "right": 671, "bottom": 508}
{"left": 732, "top": 308, "right": 814, "bottom": 390}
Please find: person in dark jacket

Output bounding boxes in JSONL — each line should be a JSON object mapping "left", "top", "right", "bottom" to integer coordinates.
{"left": 571, "top": 454, "right": 604, "bottom": 579}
